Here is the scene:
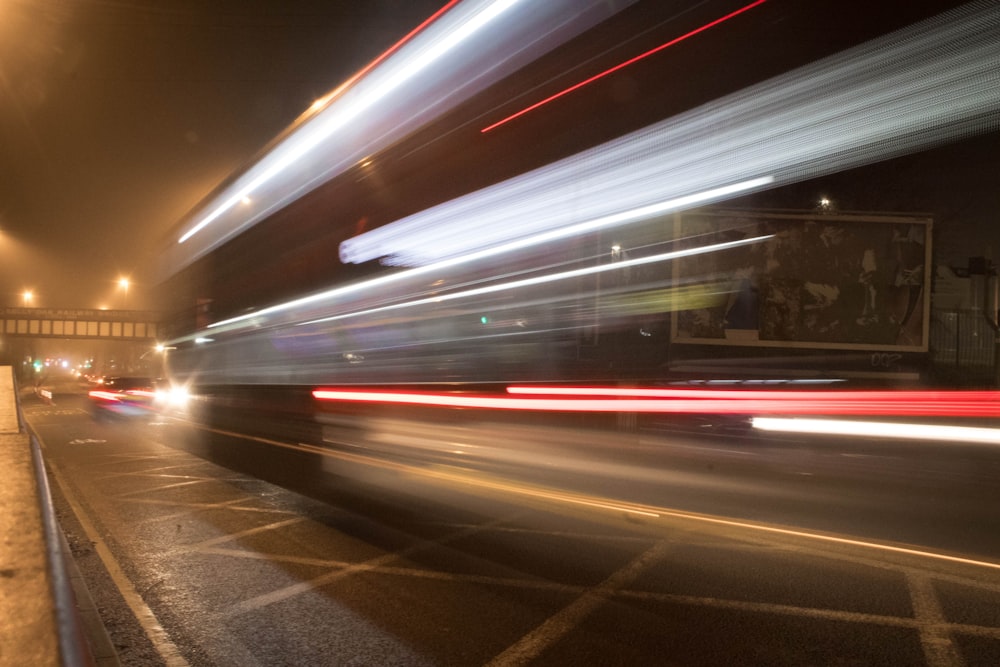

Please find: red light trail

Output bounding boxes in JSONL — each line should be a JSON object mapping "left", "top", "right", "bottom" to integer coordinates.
{"left": 481, "top": 0, "right": 768, "bottom": 134}
{"left": 312, "top": 386, "right": 1000, "bottom": 418}
{"left": 88, "top": 389, "right": 156, "bottom": 402}
{"left": 506, "top": 385, "right": 1000, "bottom": 403}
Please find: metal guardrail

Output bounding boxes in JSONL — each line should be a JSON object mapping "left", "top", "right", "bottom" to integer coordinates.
{"left": 0, "top": 366, "right": 94, "bottom": 666}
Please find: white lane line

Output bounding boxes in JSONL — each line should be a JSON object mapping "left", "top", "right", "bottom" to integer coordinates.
{"left": 107, "top": 472, "right": 216, "bottom": 481}
{"left": 195, "top": 542, "right": 1000, "bottom": 642}
{"left": 90, "top": 453, "right": 193, "bottom": 465}
{"left": 187, "top": 542, "right": 1000, "bottom": 650}
{"left": 177, "top": 517, "right": 307, "bottom": 551}
{"left": 92, "top": 464, "right": 208, "bottom": 479}
{"left": 127, "top": 497, "right": 297, "bottom": 524}
{"left": 485, "top": 541, "right": 672, "bottom": 667}
{"left": 195, "top": 546, "right": 354, "bottom": 569}
{"left": 112, "top": 478, "right": 215, "bottom": 498}
{"left": 44, "top": 459, "right": 190, "bottom": 667}
{"left": 907, "top": 572, "right": 966, "bottom": 667}
{"left": 407, "top": 462, "right": 1000, "bottom": 573}
{"left": 182, "top": 419, "right": 1000, "bottom": 574}
{"left": 617, "top": 588, "right": 1000, "bottom": 639}
{"left": 226, "top": 515, "right": 515, "bottom": 616}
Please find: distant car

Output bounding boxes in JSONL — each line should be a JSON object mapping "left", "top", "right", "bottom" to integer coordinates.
{"left": 88, "top": 376, "right": 160, "bottom": 420}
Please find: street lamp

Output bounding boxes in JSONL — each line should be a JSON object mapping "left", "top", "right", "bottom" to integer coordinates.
{"left": 118, "top": 278, "right": 130, "bottom": 309}
{"left": 22, "top": 290, "right": 32, "bottom": 307}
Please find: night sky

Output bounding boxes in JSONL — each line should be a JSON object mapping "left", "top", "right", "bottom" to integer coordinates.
{"left": 1, "top": 0, "right": 996, "bottom": 310}
{"left": 0, "top": 0, "right": 442, "bottom": 309}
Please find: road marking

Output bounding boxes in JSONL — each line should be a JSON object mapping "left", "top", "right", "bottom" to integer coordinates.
{"left": 226, "top": 515, "right": 515, "bottom": 616}
{"left": 180, "top": 417, "right": 1000, "bottom": 573}
{"left": 486, "top": 541, "right": 672, "bottom": 666}
{"left": 177, "top": 517, "right": 307, "bottom": 552}
{"left": 401, "top": 461, "right": 1000, "bottom": 573}
{"left": 42, "top": 455, "right": 191, "bottom": 667}
{"left": 127, "top": 497, "right": 296, "bottom": 524}
{"left": 908, "top": 572, "right": 966, "bottom": 667}
{"left": 113, "top": 477, "right": 214, "bottom": 498}
{"left": 25, "top": 408, "right": 88, "bottom": 417}
{"left": 37, "top": 412, "right": 1000, "bottom": 664}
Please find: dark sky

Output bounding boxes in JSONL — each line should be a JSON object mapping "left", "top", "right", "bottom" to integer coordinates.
{"left": 0, "top": 0, "right": 442, "bottom": 309}
{"left": 1, "top": 0, "right": 996, "bottom": 310}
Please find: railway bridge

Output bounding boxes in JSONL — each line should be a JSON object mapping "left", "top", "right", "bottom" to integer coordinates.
{"left": 0, "top": 307, "right": 165, "bottom": 382}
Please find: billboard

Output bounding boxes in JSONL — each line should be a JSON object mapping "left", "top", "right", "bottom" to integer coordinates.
{"left": 671, "top": 209, "right": 932, "bottom": 352}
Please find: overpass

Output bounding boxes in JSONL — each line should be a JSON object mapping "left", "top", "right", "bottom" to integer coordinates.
{"left": 1, "top": 307, "right": 161, "bottom": 341}
{"left": 0, "top": 308, "right": 166, "bottom": 382}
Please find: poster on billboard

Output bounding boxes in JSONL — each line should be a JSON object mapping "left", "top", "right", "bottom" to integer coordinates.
{"left": 670, "top": 209, "right": 932, "bottom": 352}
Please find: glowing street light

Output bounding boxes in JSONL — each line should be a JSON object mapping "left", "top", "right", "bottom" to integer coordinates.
{"left": 22, "top": 290, "right": 33, "bottom": 307}
{"left": 118, "top": 277, "right": 130, "bottom": 309}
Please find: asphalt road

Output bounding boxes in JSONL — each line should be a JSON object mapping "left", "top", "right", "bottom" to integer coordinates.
{"left": 22, "top": 385, "right": 1000, "bottom": 666}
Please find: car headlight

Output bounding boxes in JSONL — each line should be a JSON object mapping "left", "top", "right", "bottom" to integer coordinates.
{"left": 155, "top": 385, "right": 190, "bottom": 407}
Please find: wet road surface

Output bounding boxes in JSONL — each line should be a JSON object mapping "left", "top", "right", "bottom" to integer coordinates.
{"left": 23, "top": 390, "right": 1000, "bottom": 666}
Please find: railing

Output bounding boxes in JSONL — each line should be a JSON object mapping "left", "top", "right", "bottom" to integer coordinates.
{"left": 0, "top": 366, "right": 96, "bottom": 666}
{"left": 929, "top": 309, "right": 999, "bottom": 386}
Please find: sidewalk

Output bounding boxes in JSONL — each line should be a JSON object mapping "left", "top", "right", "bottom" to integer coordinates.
{"left": 0, "top": 365, "right": 63, "bottom": 665}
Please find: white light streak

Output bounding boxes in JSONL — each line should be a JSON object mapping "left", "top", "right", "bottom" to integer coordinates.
{"left": 178, "top": 0, "right": 523, "bottom": 245}
{"left": 166, "top": 2, "right": 1000, "bottom": 345}
{"left": 302, "top": 234, "right": 772, "bottom": 327}
{"left": 199, "top": 177, "right": 769, "bottom": 334}
{"left": 167, "top": 0, "right": 637, "bottom": 257}
{"left": 752, "top": 417, "right": 1000, "bottom": 445}
{"left": 340, "top": 1, "right": 1000, "bottom": 267}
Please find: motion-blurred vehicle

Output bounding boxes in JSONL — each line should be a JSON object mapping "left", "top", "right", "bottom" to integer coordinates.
{"left": 88, "top": 376, "right": 160, "bottom": 420}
